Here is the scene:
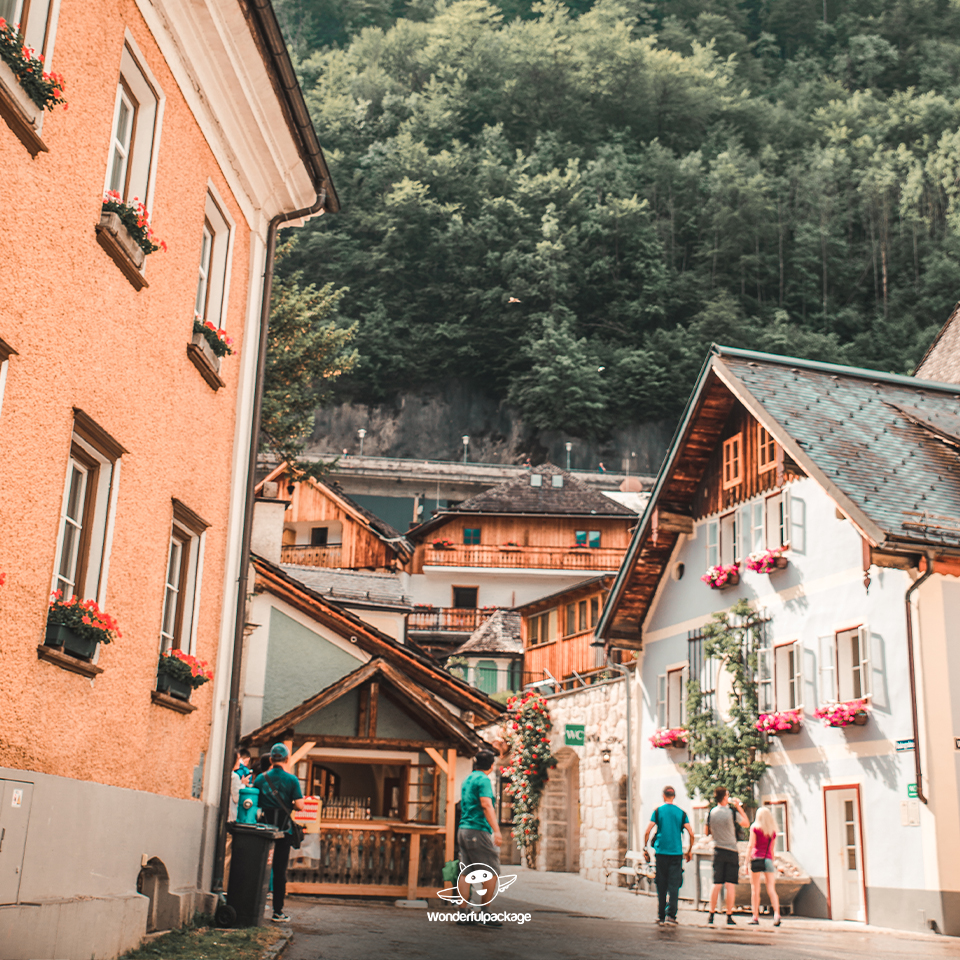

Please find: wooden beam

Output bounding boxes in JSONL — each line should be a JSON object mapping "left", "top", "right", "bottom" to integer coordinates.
{"left": 286, "top": 736, "right": 450, "bottom": 752}
{"left": 289, "top": 741, "right": 316, "bottom": 767}
{"left": 407, "top": 831, "right": 422, "bottom": 900}
{"left": 654, "top": 508, "right": 694, "bottom": 535}
{"left": 369, "top": 680, "right": 379, "bottom": 738}
{"left": 424, "top": 747, "right": 447, "bottom": 775}
{"left": 445, "top": 748, "right": 457, "bottom": 862}
{"left": 358, "top": 683, "right": 370, "bottom": 738}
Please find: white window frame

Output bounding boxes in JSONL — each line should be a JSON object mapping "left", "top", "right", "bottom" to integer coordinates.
{"left": 691, "top": 804, "right": 709, "bottom": 838}
{"left": 765, "top": 490, "right": 791, "bottom": 550}
{"left": 0, "top": 338, "right": 13, "bottom": 420}
{"left": 764, "top": 799, "right": 789, "bottom": 853}
{"left": 758, "top": 424, "right": 777, "bottom": 475}
{"left": 706, "top": 519, "right": 719, "bottom": 568}
{"left": 0, "top": 0, "right": 59, "bottom": 65}
{"left": 193, "top": 184, "right": 235, "bottom": 329}
{"left": 657, "top": 662, "right": 689, "bottom": 728}
{"left": 739, "top": 500, "right": 764, "bottom": 558}
{"left": 757, "top": 631, "right": 774, "bottom": 713}
{"left": 819, "top": 626, "right": 871, "bottom": 703}
{"left": 720, "top": 510, "right": 738, "bottom": 565}
{"left": 774, "top": 639, "right": 804, "bottom": 710}
{"left": 159, "top": 500, "right": 208, "bottom": 656}
{"left": 103, "top": 34, "right": 164, "bottom": 209}
{"left": 51, "top": 414, "right": 123, "bottom": 606}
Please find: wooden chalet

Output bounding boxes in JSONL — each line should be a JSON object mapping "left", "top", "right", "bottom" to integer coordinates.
{"left": 517, "top": 575, "right": 619, "bottom": 690}
{"left": 257, "top": 463, "right": 412, "bottom": 572}
{"left": 241, "top": 556, "right": 501, "bottom": 899}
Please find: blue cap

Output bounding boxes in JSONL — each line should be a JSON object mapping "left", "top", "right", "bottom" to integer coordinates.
{"left": 270, "top": 743, "right": 290, "bottom": 760}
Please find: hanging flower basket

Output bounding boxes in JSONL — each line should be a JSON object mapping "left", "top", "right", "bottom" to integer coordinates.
{"left": 649, "top": 728, "right": 689, "bottom": 749}
{"left": 701, "top": 563, "right": 740, "bottom": 589}
{"left": 745, "top": 549, "right": 789, "bottom": 574}
{"left": 756, "top": 709, "right": 802, "bottom": 735}
{"left": 814, "top": 699, "right": 869, "bottom": 727}
{"left": 431, "top": 539, "right": 454, "bottom": 549}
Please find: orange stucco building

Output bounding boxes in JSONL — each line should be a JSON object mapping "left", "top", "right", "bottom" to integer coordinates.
{"left": 0, "top": 0, "right": 335, "bottom": 955}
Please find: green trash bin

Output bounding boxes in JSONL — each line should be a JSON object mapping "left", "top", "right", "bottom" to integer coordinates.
{"left": 226, "top": 822, "right": 284, "bottom": 926}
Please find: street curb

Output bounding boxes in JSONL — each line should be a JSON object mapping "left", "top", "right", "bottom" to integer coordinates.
{"left": 262, "top": 931, "right": 292, "bottom": 960}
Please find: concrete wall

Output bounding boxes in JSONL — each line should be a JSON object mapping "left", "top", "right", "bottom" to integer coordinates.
{"left": 0, "top": 765, "right": 209, "bottom": 959}
{"left": 635, "top": 477, "right": 957, "bottom": 934}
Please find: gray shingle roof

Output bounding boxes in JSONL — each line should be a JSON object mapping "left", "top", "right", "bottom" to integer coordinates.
{"left": 915, "top": 302, "right": 960, "bottom": 384}
{"left": 721, "top": 351, "right": 960, "bottom": 548}
{"left": 280, "top": 565, "right": 412, "bottom": 608}
{"left": 452, "top": 610, "right": 523, "bottom": 656}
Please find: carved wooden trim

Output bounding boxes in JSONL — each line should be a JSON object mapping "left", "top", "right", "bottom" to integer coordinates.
{"left": 37, "top": 644, "right": 104, "bottom": 678}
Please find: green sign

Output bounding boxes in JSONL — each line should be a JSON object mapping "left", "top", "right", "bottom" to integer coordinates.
{"left": 908, "top": 783, "right": 918, "bottom": 798}
{"left": 565, "top": 724, "right": 586, "bottom": 746}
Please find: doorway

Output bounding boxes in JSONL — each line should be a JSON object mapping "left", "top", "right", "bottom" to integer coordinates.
{"left": 824, "top": 786, "right": 866, "bottom": 922}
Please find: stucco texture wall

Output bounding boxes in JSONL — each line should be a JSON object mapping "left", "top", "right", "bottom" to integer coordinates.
{"left": 0, "top": 0, "right": 252, "bottom": 803}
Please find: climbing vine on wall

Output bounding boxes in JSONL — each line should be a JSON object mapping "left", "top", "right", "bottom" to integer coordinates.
{"left": 501, "top": 690, "right": 557, "bottom": 868}
{"left": 683, "top": 599, "right": 769, "bottom": 803}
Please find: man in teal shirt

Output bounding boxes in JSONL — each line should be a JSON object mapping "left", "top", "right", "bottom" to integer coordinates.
{"left": 644, "top": 786, "right": 694, "bottom": 925}
{"left": 457, "top": 749, "right": 502, "bottom": 922}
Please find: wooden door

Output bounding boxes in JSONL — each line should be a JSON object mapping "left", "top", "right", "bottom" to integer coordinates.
{"left": 407, "top": 764, "right": 439, "bottom": 823}
{"left": 826, "top": 787, "right": 865, "bottom": 921}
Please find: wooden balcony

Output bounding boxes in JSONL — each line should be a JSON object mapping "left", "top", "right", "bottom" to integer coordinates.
{"left": 524, "top": 628, "right": 603, "bottom": 685}
{"left": 280, "top": 544, "right": 344, "bottom": 568}
{"left": 422, "top": 544, "right": 625, "bottom": 571}
{"left": 407, "top": 607, "right": 493, "bottom": 632}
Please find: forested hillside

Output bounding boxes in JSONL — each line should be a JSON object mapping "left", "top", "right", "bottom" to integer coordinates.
{"left": 276, "top": 0, "right": 960, "bottom": 436}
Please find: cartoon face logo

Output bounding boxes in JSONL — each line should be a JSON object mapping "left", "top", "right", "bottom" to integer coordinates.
{"left": 437, "top": 862, "right": 517, "bottom": 907}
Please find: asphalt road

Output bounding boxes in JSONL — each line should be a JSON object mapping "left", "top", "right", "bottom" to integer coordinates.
{"left": 281, "top": 896, "right": 960, "bottom": 960}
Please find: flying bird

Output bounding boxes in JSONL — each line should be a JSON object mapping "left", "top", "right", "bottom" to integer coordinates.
{"left": 508, "top": 297, "right": 521, "bottom": 303}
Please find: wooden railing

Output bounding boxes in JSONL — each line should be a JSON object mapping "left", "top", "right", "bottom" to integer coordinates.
{"left": 280, "top": 544, "right": 344, "bottom": 568}
{"left": 407, "top": 607, "right": 498, "bottom": 632}
{"left": 287, "top": 823, "right": 446, "bottom": 898}
{"left": 423, "top": 544, "right": 625, "bottom": 571}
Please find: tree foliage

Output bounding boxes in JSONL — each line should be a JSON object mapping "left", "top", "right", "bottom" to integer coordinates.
{"left": 683, "top": 599, "right": 769, "bottom": 804}
{"left": 276, "top": 0, "right": 960, "bottom": 436}
{"left": 261, "top": 240, "right": 358, "bottom": 478}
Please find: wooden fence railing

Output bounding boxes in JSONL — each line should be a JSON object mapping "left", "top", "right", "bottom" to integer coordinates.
{"left": 280, "top": 544, "right": 344, "bottom": 568}
{"left": 407, "top": 607, "right": 497, "bottom": 632}
{"left": 423, "top": 544, "right": 625, "bottom": 571}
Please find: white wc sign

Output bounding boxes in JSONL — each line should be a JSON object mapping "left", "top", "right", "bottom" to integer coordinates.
{"left": 11, "top": 789, "right": 22, "bottom": 808}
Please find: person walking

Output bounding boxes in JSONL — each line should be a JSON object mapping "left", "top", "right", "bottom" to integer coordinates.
{"left": 253, "top": 743, "right": 305, "bottom": 923}
{"left": 456, "top": 749, "right": 503, "bottom": 926}
{"left": 643, "top": 786, "right": 694, "bottom": 926}
{"left": 747, "top": 806, "right": 781, "bottom": 927}
{"left": 706, "top": 786, "right": 749, "bottom": 925}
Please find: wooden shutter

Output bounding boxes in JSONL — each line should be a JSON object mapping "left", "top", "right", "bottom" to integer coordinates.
{"left": 680, "top": 665, "right": 690, "bottom": 725}
{"left": 757, "top": 638, "right": 774, "bottom": 713}
{"left": 818, "top": 634, "right": 836, "bottom": 703}
{"left": 792, "top": 639, "right": 804, "bottom": 709}
{"left": 857, "top": 625, "right": 871, "bottom": 699}
{"left": 657, "top": 674, "right": 667, "bottom": 728}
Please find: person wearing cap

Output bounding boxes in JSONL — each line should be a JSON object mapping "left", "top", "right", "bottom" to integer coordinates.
{"left": 252, "top": 743, "right": 305, "bottom": 923}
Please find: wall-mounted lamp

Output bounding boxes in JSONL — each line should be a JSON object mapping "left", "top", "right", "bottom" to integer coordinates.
{"left": 462, "top": 435, "right": 470, "bottom": 464}
{"left": 600, "top": 746, "right": 612, "bottom": 764}
{"left": 357, "top": 427, "right": 367, "bottom": 456}
{"left": 564, "top": 441, "right": 573, "bottom": 470}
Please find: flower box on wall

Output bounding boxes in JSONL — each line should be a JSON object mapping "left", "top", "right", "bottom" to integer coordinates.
{"left": 745, "top": 549, "right": 789, "bottom": 574}
{"left": 44, "top": 622, "right": 97, "bottom": 660}
{"left": 814, "top": 699, "right": 869, "bottom": 727}
{"left": 156, "top": 672, "right": 193, "bottom": 701}
{"left": 701, "top": 563, "right": 740, "bottom": 589}
{"left": 96, "top": 211, "right": 149, "bottom": 290}
{"left": 187, "top": 332, "right": 226, "bottom": 390}
{"left": 649, "top": 728, "right": 689, "bottom": 749}
{"left": 0, "top": 54, "right": 46, "bottom": 155}
{"left": 756, "top": 709, "right": 802, "bottom": 735}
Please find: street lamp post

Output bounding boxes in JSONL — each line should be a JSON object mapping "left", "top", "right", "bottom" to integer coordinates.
{"left": 462, "top": 435, "right": 470, "bottom": 464}
{"left": 357, "top": 428, "right": 367, "bottom": 457}
{"left": 565, "top": 441, "right": 572, "bottom": 470}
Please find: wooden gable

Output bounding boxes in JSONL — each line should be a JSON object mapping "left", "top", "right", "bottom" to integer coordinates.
{"left": 241, "top": 658, "right": 483, "bottom": 755}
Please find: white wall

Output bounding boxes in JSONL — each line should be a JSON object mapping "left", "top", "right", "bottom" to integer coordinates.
{"left": 408, "top": 569, "right": 595, "bottom": 608}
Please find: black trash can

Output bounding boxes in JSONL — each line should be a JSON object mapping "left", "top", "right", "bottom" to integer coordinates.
{"left": 226, "top": 823, "right": 284, "bottom": 926}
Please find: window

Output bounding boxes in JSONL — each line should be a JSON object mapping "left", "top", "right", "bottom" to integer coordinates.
{"left": 765, "top": 800, "right": 789, "bottom": 853}
{"left": 530, "top": 474, "right": 542, "bottom": 487}
{"left": 758, "top": 636, "right": 802, "bottom": 711}
{"left": 311, "top": 526, "right": 328, "bottom": 547}
{"left": 159, "top": 501, "right": 207, "bottom": 654}
{"left": 529, "top": 610, "right": 556, "bottom": 645}
{"left": 740, "top": 500, "right": 764, "bottom": 557}
{"left": 578, "top": 600, "right": 588, "bottom": 632}
{"left": 719, "top": 511, "right": 738, "bottom": 565}
{"left": 0, "top": 337, "right": 14, "bottom": 421}
{"left": 706, "top": 519, "right": 719, "bottom": 568}
{"left": 590, "top": 596, "right": 600, "bottom": 626}
{"left": 758, "top": 425, "right": 777, "bottom": 474}
{"left": 463, "top": 528, "right": 481, "bottom": 545}
{"left": 476, "top": 660, "right": 499, "bottom": 695}
{"left": 565, "top": 603, "right": 576, "bottom": 636}
{"left": 691, "top": 805, "right": 709, "bottom": 838}
{"left": 722, "top": 433, "right": 743, "bottom": 489}
{"left": 507, "top": 660, "right": 521, "bottom": 692}
{"left": 452, "top": 586, "right": 478, "bottom": 608}
{"left": 575, "top": 530, "right": 601, "bottom": 548}
{"left": 103, "top": 40, "right": 161, "bottom": 206}
{"left": 656, "top": 664, "right": 689, "bottom": 728}
{"left": 193, "top": 189, "right": 234, "bottom": 329}
{"left": 52, "top": 412, "right": 124, "bottom": 603}
{"left": 0, "top": 0, "right": 56, "bottom": 64}
{"left": 551, "top": 474, "right": 564, "bottom": 488}
{"left": 819, "top": 626, "right": 871, "bottom": 703}
{"left": 765, "top": 491, "right": 790, "bottom": 549}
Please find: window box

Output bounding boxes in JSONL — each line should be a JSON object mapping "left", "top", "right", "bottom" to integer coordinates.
{"left": 150, "top": 689, "right": 198, "bottom": 714}
{"left": 0, "top": 53, "right": 47, "bottom": 155}
{"left": 36, "top": 643, "right": 103, "bottom": 679}
{"left": 499, "top": 544, "right": 522, "bottom": 552}
{"left": 745, "top": 549, "right": 788, "bottom": 574}
{"left": 187, "top": 331, "right": 225, "bottom": 390}
{"left": 649, "top": 728, "right": 689, "bottom": 749}
{"left": 814, "top": 699, "right": 869, "bottom": 728}
{"left": 701, "top": 563, "right": 740, "bottom": 589}
{"left": 96, "top": 210, "right": 148, "bottom": 290}
{"left": 756, "top": 710, "right": 802, "bottom": 735}
{"left": 44, "top": 622, "right": 97, "bottom": 660}
{"left": 432, "top": 540, "right": 454, "bottom": 550}
{"left": 156, "top": 672, "right": 193, "bottom": 701}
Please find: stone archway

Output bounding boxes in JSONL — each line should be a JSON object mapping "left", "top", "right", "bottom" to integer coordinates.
{"left": 540, "top": 747, "right": 580, "bottom": 872}
{"left": 136, "top": 857, "right": 180, "bottom": 932}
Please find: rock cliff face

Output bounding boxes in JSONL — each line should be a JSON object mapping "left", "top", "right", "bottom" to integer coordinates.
{"left": 307, "top": 383, "right": 672, "bottom": 474}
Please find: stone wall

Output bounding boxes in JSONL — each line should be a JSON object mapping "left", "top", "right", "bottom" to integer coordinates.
{"left": 538, "top": 677, "right": 633, "bottom": 884}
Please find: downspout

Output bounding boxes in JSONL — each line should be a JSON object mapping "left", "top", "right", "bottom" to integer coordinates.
{"left": 905, "top": 552, "right": 935, "bottom": 805}
{"left": 212, "top": 190, "right": 328, "bottom": 888}
{"left": 610, "top": 657, "right": 633, "bottom": 850}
